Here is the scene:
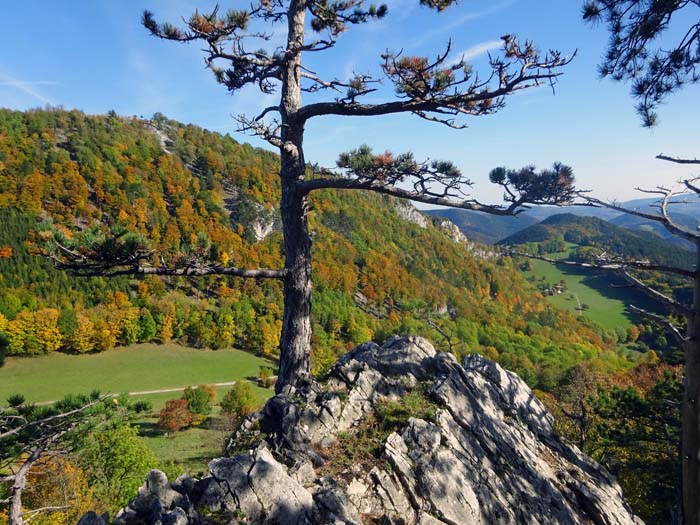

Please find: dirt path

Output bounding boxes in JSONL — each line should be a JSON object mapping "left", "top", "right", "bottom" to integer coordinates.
{"left": 35, "top": 381, "right": 238, "bottom": 406}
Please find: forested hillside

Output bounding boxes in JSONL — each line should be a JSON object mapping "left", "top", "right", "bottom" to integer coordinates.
{"left": 500, "top": 213, "right": 694, "bottom": 268}
{"left": 0, "top": 108, "right": 637, "bottom": 388}
{"left": 500, "top": 213, "right": 694, "bottom": 303}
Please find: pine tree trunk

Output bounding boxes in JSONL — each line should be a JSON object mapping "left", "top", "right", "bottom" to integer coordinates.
{"left": 275, "top": 0, "right": 312, "bottom": 394}
{"left": 276, "top": 183, "right": 312, "bottom": 394}
{"left": 682, "top": 244, "right": 700, "bottom": 524}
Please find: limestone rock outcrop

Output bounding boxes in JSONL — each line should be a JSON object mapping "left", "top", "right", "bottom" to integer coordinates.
{"left": 112, "top": 336, "right": 642, "bottom": 525}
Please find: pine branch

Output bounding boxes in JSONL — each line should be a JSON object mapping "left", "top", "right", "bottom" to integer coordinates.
{"left": 299, "top": 176, "right": 519, "bottom": 215}
{"left": 0, "top": 398, "right": 103, "bottom": 441}
{"left": 297, "top": 37, "right": 574, "bottom": 123}
{"left": 301, "top": 153, "right": 577, "bottom": 215}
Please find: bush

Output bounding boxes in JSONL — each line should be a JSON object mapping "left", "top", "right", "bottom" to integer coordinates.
{"left": 6, "top": 393, "right": 25, "bottom": 407}
{"left": 81, "top": 423, "right": 157, "bottom": 511}
{"left": 199, "top": 383, "right": 217, "bottom": 402}
{"left": 182, "top": 386, "right": 212, "bottom": 415}
{"left": 375, "top": 386, "right": 437, "bottom": 428}
{"left": 257, "top": 366, "right": 277, "bottom": 388}
{"left": 220, "top": 381, "right": 259, "bottom": 417}
{"left": 158, "top": 399, "right": 193, "bottom": 432}
{"left": 131, "top": 400, "right": 152, "bottom": 413}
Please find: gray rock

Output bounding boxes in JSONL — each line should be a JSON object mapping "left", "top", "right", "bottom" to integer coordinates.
{"left": 110, "top": 336, "right": 643, "bottom": 525}
{"left": 77, "top": 512, "right": 109, "bottom": 525}
{"left": 209, "top": 447, "right": 314, "bottom": 524}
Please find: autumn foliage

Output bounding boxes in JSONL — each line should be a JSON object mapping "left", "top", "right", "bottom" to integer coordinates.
{"left": 158, "top": 399, "right": 193, "bottom": 433}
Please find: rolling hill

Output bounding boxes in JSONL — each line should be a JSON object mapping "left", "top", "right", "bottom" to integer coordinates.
{"left": 499, "top": 213, "right": 694, "bottom": 270}
{"left": 0, "top": 108, "right": 637, "bottom": 390}
{"left": 429, "top": 196, "right": 700, "bottom": 246}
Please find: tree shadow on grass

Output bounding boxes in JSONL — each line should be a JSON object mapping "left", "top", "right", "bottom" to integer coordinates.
{"left": 138, "top": 421, "right": 165, "bottom": 438}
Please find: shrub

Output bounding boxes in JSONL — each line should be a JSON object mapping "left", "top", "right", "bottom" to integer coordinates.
{"left": 131, "top": 400, "right": 152, "bottom": 414}
{"left": 81, "top": 423, "right": 157, "bottom": 511}
{"left": 182, "top": 386, "right": 212, "bottom": 415}
{"left": 199, "top": 383, "right": 217, "bottom": 402}
{"left": 257, "top": 366, "right": 277, "bottom": 388}
{"left": 375, "top": 387, "right": 437, "bottom": 428}
{"left": 158, "top": 399, "right": 193, "bottom": 432}
{"left": 6, "top": 393, "right": 25, "bottom": 407}
{"left": 220, "top": 381, "right": 258, "bottom": 417}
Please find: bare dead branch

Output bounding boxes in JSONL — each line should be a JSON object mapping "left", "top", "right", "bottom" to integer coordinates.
{"left": 55, "top": 260, "right": 286, "bottom": 280}
{"left": 629, "top": 305, "right": 688, "bottom": 347}
{"left": 579, "top": 192, "right": 700, "bottom": 243}
{"left": 657, "top": 154, "right": 700, "bottom": 165}
{"left": 507, "top": 249, "right": 697, "bottom": 279}
{"left": 507, "top": 246, "right": 694, "bottom": 317}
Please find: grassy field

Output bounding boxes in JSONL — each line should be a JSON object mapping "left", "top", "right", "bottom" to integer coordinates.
{"left": 0, "top": 343, "right": 276, "bottom": 473}
{"left": 523, "top": 255, "right": 661, "bottom": 330}
{"left": 0, "top": 342, "right": 274, "bottom": 404}
{"left": 132, "top": 384, "right": 272, "bottom": 475}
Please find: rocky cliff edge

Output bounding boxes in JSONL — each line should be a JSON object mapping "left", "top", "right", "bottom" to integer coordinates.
{"left": 105, "top": 336, "right": 642, "bottom": 525}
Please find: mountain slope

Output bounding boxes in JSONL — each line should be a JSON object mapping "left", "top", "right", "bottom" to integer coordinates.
{"left": 499, "top": 213, "right": 694, "bottom": 270}
{"left": 424, "top": 208, "right": 538, "bottom": 244}
{"left": 0, "top": 108, "right": 634, "bottom": 389}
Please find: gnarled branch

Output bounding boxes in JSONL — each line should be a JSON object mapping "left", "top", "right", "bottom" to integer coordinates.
{"left": 298, "top": 36, "right": 574, "bottom": 124}
{"left": 300, "top": 150, "right": 577, "bottom": 217}
{"left": 657, "top": 154, "right": 700, "bottom": 165}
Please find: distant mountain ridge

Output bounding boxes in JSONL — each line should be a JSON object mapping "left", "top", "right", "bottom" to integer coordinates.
{"left": 423, "top": 208, "right": 537, "bottom": 244}
{"left": 426, "top": 195, "right": 699, "bottom": 245}
{"left": 499, "top": 213, "right": 694, "bottom": 270}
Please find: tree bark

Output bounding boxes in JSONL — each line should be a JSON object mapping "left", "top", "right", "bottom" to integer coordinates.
{"left": 275, "top": 0, "right": 312, "bottom": 394}
{"left": 9, "top": 448, "right": 42, "bottom": 525}
{"left": 683, "top": 242, "right": 700, "bottom": 524}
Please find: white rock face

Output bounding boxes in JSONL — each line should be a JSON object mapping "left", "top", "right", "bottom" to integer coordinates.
{"left": 394, "top": 200, "right": 428, "bottom": 228}
{"left": 111, "top": 336, "right": 643, "bottom": 525}
{"left": 436, "top": 218, "right": 468, "bottom": 244}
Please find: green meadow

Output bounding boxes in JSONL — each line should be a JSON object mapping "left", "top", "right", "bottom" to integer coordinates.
{"left": 0, "top": 343, "right": 273, "bottom": 404}
{"left": 523, "top": 254, "right": 660, "bottom": 331}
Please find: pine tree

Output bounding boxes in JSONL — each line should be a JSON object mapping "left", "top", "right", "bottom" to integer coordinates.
{"left": 53, "top": 2, "right": 577, "bottom": 393}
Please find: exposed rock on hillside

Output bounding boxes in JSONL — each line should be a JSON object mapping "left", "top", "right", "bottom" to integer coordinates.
{"left": 394, "top": 200, "right": 428, "bottom": 228}
{"left": 113, "top": 337, "right": 641, "bottom": 525}
{"left": 434, "top": 218, "right": 468, "bottom": 244}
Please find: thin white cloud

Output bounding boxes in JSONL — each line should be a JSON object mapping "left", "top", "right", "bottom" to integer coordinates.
{"left": 448, "top": 39, "right": 502, "bottom": 66}
{"left": 410, "top": 0, "right": 515, "bottom": 48}
{"left": 0, "top": 73, "right": 56, "bottom": 105}
{"left": 0, "top": 80, "right": 59, "bottom": 86}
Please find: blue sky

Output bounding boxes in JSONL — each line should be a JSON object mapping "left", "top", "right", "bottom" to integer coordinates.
{"left": 1, "top": 0, "right": 698, "bottom": 204}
